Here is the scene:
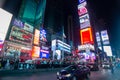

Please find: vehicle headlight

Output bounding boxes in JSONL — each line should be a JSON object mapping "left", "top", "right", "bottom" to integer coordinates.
{"left": 65, "top": 74, "right": 71, "bottom": 77}
{"left": 57, "top": 72, "right": 60, "bottom": 75}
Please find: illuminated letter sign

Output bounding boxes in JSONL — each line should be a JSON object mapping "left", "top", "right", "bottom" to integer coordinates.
{"left": 80, "top": 27, "right": 93, "bottom": 44}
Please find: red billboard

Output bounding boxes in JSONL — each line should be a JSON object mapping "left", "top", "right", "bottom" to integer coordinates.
{"left": 80, "top": 27, "right": 94, "bottom": 44}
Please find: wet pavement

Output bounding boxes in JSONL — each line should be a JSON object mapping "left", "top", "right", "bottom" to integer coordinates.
{"left": 0, "top": 67, "right": 120, "bottom": 80}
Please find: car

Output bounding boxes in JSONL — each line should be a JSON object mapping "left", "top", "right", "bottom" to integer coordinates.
{"left": 102, "top": 62, "right": 111, "bottom": 69}
{"left": 56, "top": 65, "right": 90, "bottom": 80}
{"left": 87, "top": 62, "right": 99, "bottom": 71}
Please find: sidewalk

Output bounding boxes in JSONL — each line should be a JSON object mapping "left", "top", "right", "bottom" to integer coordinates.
{"left": 0, "top": 68, "right": 62, "bottom": 76}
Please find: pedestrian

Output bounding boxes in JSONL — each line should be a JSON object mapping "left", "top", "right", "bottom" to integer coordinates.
{"left": 110, "top": 62, "right": 114, "bottom": 74}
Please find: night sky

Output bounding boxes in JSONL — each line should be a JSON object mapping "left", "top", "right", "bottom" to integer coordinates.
{"left": 1, "top": 0, "right": 120, "bottom": 53}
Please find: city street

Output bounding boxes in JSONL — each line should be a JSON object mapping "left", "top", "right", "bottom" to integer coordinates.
{"left": 0, "top": 67, "right": 120, "bottom": 80}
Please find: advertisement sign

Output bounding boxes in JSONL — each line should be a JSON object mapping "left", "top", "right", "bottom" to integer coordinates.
{"left": 80, "top": 14, "right": 89, "bottom": 23}
{"left": 78, "top": 2, "right": 87, "bottom": 8}
{"left": 40, "top": 49, "right": 49, "bottom": 58}
{"left": 103, "top": 46, "right": 112, "bottom": 56}
{"left": 51, "top": 39, "right": 56, "bottom": 51}
{"left": 41, "top": 46, "right": 49, "bottom": 50}
{"left": 32, "top": 46, "right": 40, "bottom": 58}
{"left": 80, "top": 21, "right": 90, "bottom": 29}
{"left": 80, "top": 27, "right": 93, "bottom": 44}
{"left": 101, "top": 30, "right": 109, "bottom": 41}
{"left": 79, "top": 0, "right": 86, "bottom": 4}
{"left": 101, "top": 30, "right": 109, "bottom": 45}
{"left": 40, "top": 28, "right": 47, "bottom": 42}
{"left": 78, "top": 44, "right": 94, "bottom": 50}
{"left": 24, "top": 23, "right": 34, "bottom": 33}
{"left": 34, "top": 29, "right": 40, "bottom": 45}
{"left": 79, "top": 14, "right": 90, "bottom": 29}
{"left": 78, "top": 6, "right": 88, "bottom": 16}
{"left": 13, "top": 19, "right": 24, "bottom": 28}
{"left": 40, "top": 52, "right": 49, "bottom": 58}
{"left": 0, "top": 8, "right": 12, "bottom": 51}
{"left": 96, "top": 32, "right": 101, "bottom": 42}
{"left": 9, "top": 26, "right": 33, "bottom": 45}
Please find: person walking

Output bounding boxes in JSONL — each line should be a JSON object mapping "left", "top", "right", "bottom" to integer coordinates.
{"left": 110, "top": 62, "right": 114, "bottom": 74}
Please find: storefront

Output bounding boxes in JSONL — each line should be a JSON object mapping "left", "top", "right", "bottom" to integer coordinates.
{"left": 3, "top": 41, "right": 32, "bottom": 61}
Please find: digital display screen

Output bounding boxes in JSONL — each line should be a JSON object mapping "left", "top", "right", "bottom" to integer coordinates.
{"left": 103, "top": 46, "right": 112, "bottom": 56}
{"left": 80, "top": 27, "right": 93, "bottom": 44}
{"left": 78, "top": 6, "right": 88, "bottom": 16}
{"left": 0, "top": 8, "right": 12, "bottom": 51}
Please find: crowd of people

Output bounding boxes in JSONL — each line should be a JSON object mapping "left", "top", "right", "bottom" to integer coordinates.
{"left": 0, "top": 56, "right": 81, "bottom": 70}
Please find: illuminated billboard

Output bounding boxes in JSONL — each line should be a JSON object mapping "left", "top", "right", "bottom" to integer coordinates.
{"left": 80, "top": 27, "right": 93, "bottom": 44}
{"left": 78, "top": 1, "right": 87, "bottom": 7}
{"left": 103, "top": 46, "right": 112, "bottom": 56}
{"left": 78, "top": 6, "right": 88, "bottom": 16}
{"left": 0, "top": 8, "right": 12, "bottom": 51}
{"left": 32, "top": 46, "right": 40, "bottom": 58}
{"left": 101, "top": 30, "right": 109, "bottom": 45}
{"left": 79, "top": 0, "right": 86, "bottom": 4}
{"left": 34, "top": 29, "right": 40, "bottom": 45}
{"left": 13, "top": 19, "right": 24, "bottom": 28}
{"left": 40, "top": 28, "right": 47, "bottom": 42}
{"left": 95, "top": 32, "right": 102, "bottom": 47}
{"left": 9, "top": 26, "right": 33, "bottom": 45}
{"left": 79, "top": 14, "right": 91, "bottom": 29}
{"left": 24, "top": 23, "right": 34, "bottom": 33}
{"left": 51, "top": 39, "right": 56, "bottom": 51}
{"left": 40, "top": 49, "right": 49, "bottom": 58}
{"left": 80, "top": 14, "right": 89, "bottom": 23}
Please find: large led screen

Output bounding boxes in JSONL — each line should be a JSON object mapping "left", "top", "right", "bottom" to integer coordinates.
{"left": 80, "top": 27, "right": 93, "bottom": 44}
{"left": 78, "top": 5, "right": 88, "bottom": 16}
{"left": 103, "top": 46, "right": 112, "bottom": 56}
{"left": 0, "top": 8, "right": 12, "bottom": 50}
{"left": 101, "top": 30, "right": 109, "bottom": 45}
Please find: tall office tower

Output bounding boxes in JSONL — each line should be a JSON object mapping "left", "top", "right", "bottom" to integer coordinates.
{"left": 44, "top": 0, "right": 65, "bottom": 42}
{"left": 19, "top": 0, "right": 46, "bottom": 29}
{"left": 67, "top": 16, "right": 74, "bottom": 46}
